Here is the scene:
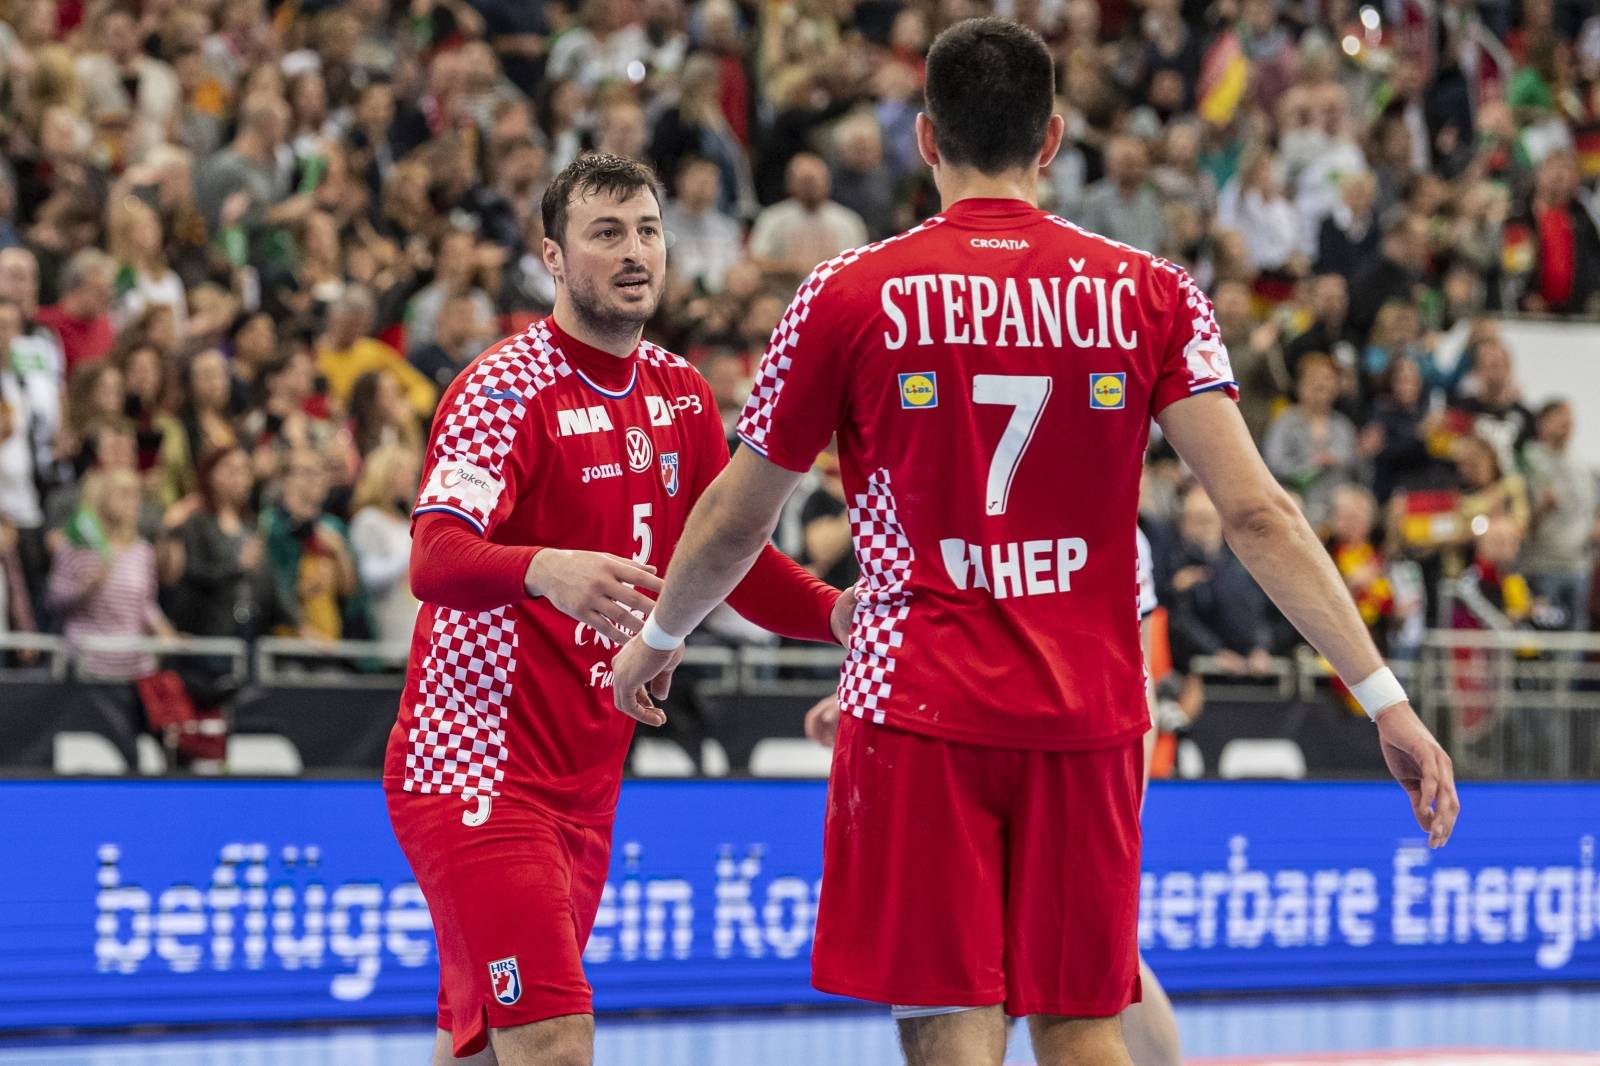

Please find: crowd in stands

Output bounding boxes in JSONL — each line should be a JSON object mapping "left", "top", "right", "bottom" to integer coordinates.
{"left": 0, "top": 0, "right": 1599, "bottom": 716}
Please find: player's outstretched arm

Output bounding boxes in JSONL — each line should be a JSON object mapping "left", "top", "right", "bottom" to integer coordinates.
{"left": 610, "top": 448, "right": 804, "bottom": 725}
{"left": 1157, "top": 391, "right": 1459, "bottom": 848}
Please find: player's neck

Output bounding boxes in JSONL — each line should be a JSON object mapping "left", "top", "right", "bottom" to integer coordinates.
{"left": 550, "top": 302, "right": 642, "bottom": 359}
{"left": 934, "top": 165, "right": 1040, "bottom": 211}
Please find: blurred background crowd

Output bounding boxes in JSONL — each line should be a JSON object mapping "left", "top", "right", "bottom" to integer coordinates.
{"left": 0, "top": 0, "right": 1599, "bottom": 719}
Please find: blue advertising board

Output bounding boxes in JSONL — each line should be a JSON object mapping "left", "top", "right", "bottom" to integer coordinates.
{"left": 0, "top": 779, "right": 1596, "bottom": 1030}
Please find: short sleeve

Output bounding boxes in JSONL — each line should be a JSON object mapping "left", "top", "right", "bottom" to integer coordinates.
{"left": 1150, "top": 264, "right": 1239, "bottom": 417}
{"left": 736, "top": 268, "right": 849, "bottom": 472}
{"left": 412, "top": 359, "right": 539, "bottom": 536}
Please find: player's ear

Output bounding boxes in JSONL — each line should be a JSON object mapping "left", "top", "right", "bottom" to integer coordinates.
{"left": 542, "top": 236, "right": 564, "bottom": 283}
{"left": 915, "top": 112, "right": 939, "bottom": 169}
{"left": 1038, "top": 113, "right": 1066, "bottom": 170}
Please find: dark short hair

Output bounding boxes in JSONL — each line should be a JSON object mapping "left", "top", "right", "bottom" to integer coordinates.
{"left": 541, "top": 153, "right": 662, "bottom": 248}
{"left": 924, "top": 17, "right": 1054, "bottom": 174}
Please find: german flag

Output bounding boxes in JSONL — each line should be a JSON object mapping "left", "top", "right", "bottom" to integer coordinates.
{"left": 1198, "top": 30, "right": 1249, "bottom": 127}
{"left": 1576, "top": 126, "right": 1600, "bottom": 181}
{"left": 1502, "top": 220, "right": 1534, "bottom": 275}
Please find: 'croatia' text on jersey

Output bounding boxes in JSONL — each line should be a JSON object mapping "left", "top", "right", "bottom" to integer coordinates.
{"left": 384, "top": 319, "right": 735, "bottom": 823}
{"left": 738, "top": 198, "right": 1237, "bottom": 750}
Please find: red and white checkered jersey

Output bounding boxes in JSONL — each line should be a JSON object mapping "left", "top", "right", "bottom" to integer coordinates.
{"left": 738, "top": 197, "right": 1236, "bottom": 750}
{"left": 384, "top": 318, "right": 736, "bottom": 824}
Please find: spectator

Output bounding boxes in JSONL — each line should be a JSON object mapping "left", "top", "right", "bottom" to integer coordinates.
{"left": 108, "top": 196, "right": 188, "bottom": 337}
{"left": 748, "top": 153, "right": 868, "bottom": 278}
{"left": 47, "top": 468, "right": 174, "bottom": 680}
{"left": 648, "top": 54, "right": 749, "bottom": 217}
{"left": 0, "top": 298, "right": 48, "bottom": 615}
{"left": 348, "top": 368, "right": 422, "bottom": 457}
{"left": 1217, "top": 149, "right": 1308, "bottom": 275}
{"left": 1348, "top": 215, "right": 1429, "bottom": 342}
{"left": 662, "top": 156, "right": 743, "bottom": 295}
{"left": 546, "top": 0, "right": 651, "bottom": 90}
{"left": 347, "top": 442, "right": 422, "bottom": 643}
{"left": 262, "top": 450, "right": 362, "bottom": 641}
{"left": 36, "top": 250, "right": 118, "bottom": 373}
{"left": 595, "top": 99, "right": 649, "bottom": 163}
{"left": 162, "top": 445, "right": 285, "bottom": 645}
{"left": 1263, "top": 354, "right": 1359, "bottom": 529}
{"left": 316, "top": 287, "right": 437, "bottom": 419}
{"left": 1503, "top": 150, "right": 1600, "bottom": 314}
{"left": 0, "top": 261, "right": 65, "bottom": 488}
{"left": 798, "top": 449, "right": 857, "bottom": 588}
{"left": 1452, "top": 434, "right": 1531, "bottom": 548}
{"left": 404, "top": 229, "right": 499, "bottom": 353}
{"left": 170, "top": 349, "right": 241, "bottom": 502}
{"left": 1283, "top": 274, "right": 1360, "bottom": 385}
{"left": 410, "top": 292, "right": 494, "bottom": 393}
{"left": 1314, "top": 170, "right": 1381, "bottom": 283}
{"left": 228, "top": 312, "right": 280, "bottom": 390}
{"left": 1366, "top": 355, "right": 1453, "bottom": 504}
{"left": 1162, "top": 486, "right": 1276, "bottom": 676}
{"left": 829, "top": 114, "right": 897, "bottom": 240}
{"left": 192, "top": 94, "right": 303, "bottom": 244}
{"left": 1077, "top": 136, "right": 1166, "bottom": 255}
{"left": 1522, "top": 400, "right": 1595, "bottom": 630}
{"left": 1327, "top": 483, "right": 1398, "bottom": 653}
{"left": 74, "top": 6, "right": 181, "bottom": 164}
{"left": 1453, "top": 337, "right": 1535, "bottom": 476}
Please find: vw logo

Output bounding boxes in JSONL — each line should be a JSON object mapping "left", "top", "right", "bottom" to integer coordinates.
{"left": 625, "top": 427, "right": 653, "bottom": 473}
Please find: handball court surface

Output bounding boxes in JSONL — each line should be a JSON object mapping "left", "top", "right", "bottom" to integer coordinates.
{"left": 0, "top": 988, "right": 1594, "bottom": 1065}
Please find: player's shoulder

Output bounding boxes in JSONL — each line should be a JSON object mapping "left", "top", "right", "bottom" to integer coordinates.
{"left": 439, "top": 319, "right": 572, "bottom": 412}
{"left": 636, "top": 339, "right": 692, "bottom": 373}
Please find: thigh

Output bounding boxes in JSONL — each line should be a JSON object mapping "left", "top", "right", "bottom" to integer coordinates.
{"left": 811, "top": 715, "right": 1010, "bottom": 1008}
{"left": 1004, "top": 738, "right": 1144, "bottom": 1018}
{"left": 388, "top": 790, "right": 598, "bottom": 1059}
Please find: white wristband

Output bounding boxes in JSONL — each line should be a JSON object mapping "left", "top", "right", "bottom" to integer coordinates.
{"left": 639, "top": 614, "right": 685, "bottom": 651}
{"left": 1349, "top": 667, "right": 1407, "bottom": 721}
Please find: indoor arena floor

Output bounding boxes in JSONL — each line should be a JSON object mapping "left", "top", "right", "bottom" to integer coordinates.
{"left": 0, "top": 988, "right": 1596, "bottom": 1065}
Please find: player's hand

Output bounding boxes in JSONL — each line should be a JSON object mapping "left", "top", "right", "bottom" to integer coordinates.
{"left": 525, "top": 549, "right": 663, "bottom": 646}
{"left": 829, "top": 587, "right": 857, "bottom": 645}
{"left": 1375, "top": 702, "right": 1460, "bottom": 848}
{"left": 804, "top": 694, "right": 840, "bottom": 748}
{"left": 609, "top": 636, "right": 681, "bottom": 727}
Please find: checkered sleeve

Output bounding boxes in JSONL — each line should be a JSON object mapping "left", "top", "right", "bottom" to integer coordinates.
{"left": 1150, "top": 261, "right": 1239, "bottom": 417}
{"left": 736, "top": 263, "right": 850, "bottom": 473}
{"left": 412, "top": 334, "right": 556, "bottom": 535}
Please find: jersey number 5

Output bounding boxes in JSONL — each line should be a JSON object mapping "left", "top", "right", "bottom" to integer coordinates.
{"left": 972, "top": 375, "right": 1052, "bottom": 516}
{"left": 632, "top": 503, "right": 652, "bottom": 563}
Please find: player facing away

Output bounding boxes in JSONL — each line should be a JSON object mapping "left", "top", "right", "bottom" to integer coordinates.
{"left": 385, "top": 154, "right": 852, "bottom": 1066}
{"left": 610, "top": 17, "right": 1459, "bottom": 1066}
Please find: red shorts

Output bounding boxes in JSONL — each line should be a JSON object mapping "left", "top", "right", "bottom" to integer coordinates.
{"left": 811, "top": 714, "right": 1144, "bottom": 1018}
{"left": 386, "top": 789, "right": 611, "bottom": 1057}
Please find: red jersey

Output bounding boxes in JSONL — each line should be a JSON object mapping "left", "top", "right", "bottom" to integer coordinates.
{"left": 385, "top": 318, "right": 831, "bottom": 823}
{"left": 738, "top": 197, "right": 1237, "bottom": 750}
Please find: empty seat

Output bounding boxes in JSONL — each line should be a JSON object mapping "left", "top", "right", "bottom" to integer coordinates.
{"left": 630, "top": 738, "right": 696, "bottom": 777}
{"left": 1218, "top": 738, "right": 1307, "bottom": 779}
{"left": 53, "top": 733, "right": 128, "bottom": 775}
{"left": 1177, "top": 738, "right": 1205, "bottom": 780}
{"left": 748, "top": 738, "right": 832, "bottom": 778}
{"left": 135, "top": 735, "right": 168, "bottom": 775}
{"left": 226, "top": 734, "right": 304, "bottom": 775}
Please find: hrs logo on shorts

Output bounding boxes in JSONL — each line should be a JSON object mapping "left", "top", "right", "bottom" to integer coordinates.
{"left": 488, "top": 957, "right": 522, "bottom": 1005}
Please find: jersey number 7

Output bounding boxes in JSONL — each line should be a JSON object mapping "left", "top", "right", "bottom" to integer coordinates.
{"left": 972, "top": 375, "right": 1052, "bottom": 517}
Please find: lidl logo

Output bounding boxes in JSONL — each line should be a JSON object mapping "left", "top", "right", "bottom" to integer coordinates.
{"left": 899, "top": 372, "right": 939, "bottom": 409}
{"left": 1090, "top": 373, "right": 1126, "bottom": 410}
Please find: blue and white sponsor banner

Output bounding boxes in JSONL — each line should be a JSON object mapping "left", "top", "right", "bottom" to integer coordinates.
{"left": 0, "top": 780, "right": 1595, "bottom": 1029}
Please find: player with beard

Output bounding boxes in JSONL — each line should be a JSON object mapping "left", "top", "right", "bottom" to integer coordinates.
{"left": 384, "top": 154, "right": 854, "bottom": 1066}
